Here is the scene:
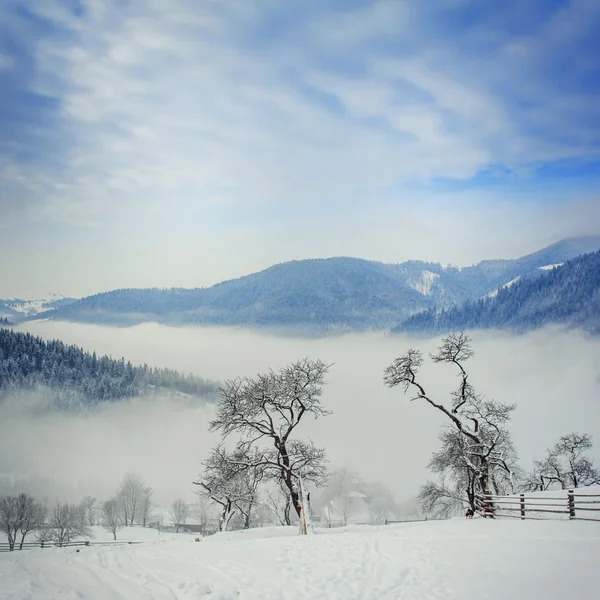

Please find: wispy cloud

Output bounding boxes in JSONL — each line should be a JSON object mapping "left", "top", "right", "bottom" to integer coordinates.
{"left": 0, "top": 0, "right": 598, "bottom": 294}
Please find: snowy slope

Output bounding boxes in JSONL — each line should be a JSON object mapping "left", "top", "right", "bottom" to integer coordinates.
{"left": 1, "top": 519, "right": 598, "bottom": 599}
{"left": 487, "top": 275, "right": 520, "bottom": 298}
{"left": 0, "top": 294, "right": 76, "bottom": 320}
{"left": 412, "top": 270, "right": 440, "bottom": 295}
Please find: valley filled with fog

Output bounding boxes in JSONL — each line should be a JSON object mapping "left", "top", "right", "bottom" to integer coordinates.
{"left": 1, "top": 321, "right": 599, "bottom": 510}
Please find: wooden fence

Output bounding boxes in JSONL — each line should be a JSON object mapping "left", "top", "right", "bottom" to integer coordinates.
{"left": 475, "top": 490, "right": 600, "bottom": 521}
{"left": 0, "top": 540, "right": 143, "bottom": 552}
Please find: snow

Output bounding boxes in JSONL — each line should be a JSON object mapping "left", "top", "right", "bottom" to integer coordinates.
{"left": 1, "top": 519, "right": 598, "bottom": 599}
{"left": 539, "top": 263, "right": 564, "bottom": 270}
{"left": 413, "top": 270, "right": 440, "bottom": 295}
{"left": 440, "top": 263, "right": 477, "bottom": 271}
{"left": 488, "top": 275, "right": 520, "bottom": 298}
{"left": 0, "top": 293, "right": 74, "bottom": 318}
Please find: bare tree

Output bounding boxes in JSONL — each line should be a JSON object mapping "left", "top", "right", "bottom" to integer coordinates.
{"left": 82, "top": 496, "right": 98, "bottom": 526}
{"left": 191, "top": 498, "right": 215, "bottom": 535}
{"left": 0, "top": 494, "right": 46, "bottom": 550}
{"left": 101, "top": 499, "right": 122, "bottom": 540}
{"left": 263, "top": 480, "right": 293, "bottom": 526}
{"left": 44, "top": 501, "right": 91, "bottom": 545}
{"left": 117, "top": 473, "right": 147, "bottom": 527}
{"left": 140, "top": 487, "right": 154, "bottom": 527}
{"left": 0, "top": 496, "right": 18, "bottom": 549}
{"left": 170, "top": 499, "right": 188, "bottom": 533}
{"left": 526, "top": 433, "right": 600, "bottom": 491}
{"left": 384, "top": 333, "right": 517, "bottom": 514}
{"left": 210, "top": 358, "right": 330, "bottom": 519}
{"left": 16, "top": 494, "right": 46, "bottom": 549}
{"left": 194, "top": 445, "right": 261, "bottom": 531}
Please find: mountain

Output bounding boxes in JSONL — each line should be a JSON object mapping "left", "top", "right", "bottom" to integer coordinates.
{"left": 0, "top": 327, "right": 219, "bottom": 409}
{"left": 395, "top": 249, "right": 600, "bottom": 335}
{"left": 29, "top": 235, "right": 600, "bottom": 332}
{"left": 0, "top": 294, "right": 77, "bottom": 321}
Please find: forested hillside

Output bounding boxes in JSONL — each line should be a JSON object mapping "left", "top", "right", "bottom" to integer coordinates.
{"left": 395, "top": 250, "right": 600, "bottom": 335}
{"left": 0, "top": 328, "right": 218, "bottom": 406}
{"left": 29, "top": 236, "right": 600, "bottom": 331}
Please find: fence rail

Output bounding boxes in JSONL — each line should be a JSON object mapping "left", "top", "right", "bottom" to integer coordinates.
{"left": 475, "top": 491, "right": 600, "bottom": 521}
{"left": 0, "top": 540, "right": 144, "bottom": 552}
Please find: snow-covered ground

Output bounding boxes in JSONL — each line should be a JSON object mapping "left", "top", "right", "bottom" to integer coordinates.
{"left": 1, "top": 519, "right": 598, "bottom": 599}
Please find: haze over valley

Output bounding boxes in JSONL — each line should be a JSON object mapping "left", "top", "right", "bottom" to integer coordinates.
{"left": 2, "top": 320, "right": 599, "bottom": 511}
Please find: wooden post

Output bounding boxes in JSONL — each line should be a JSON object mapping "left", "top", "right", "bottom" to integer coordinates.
{"left": 567, "top": 490, "right": 575, "bottom": 519}
{"left": 520, "top": 494, "right": 525, "bottom": 520}
{"left": 484, "top": 491, "right": 495, "bottom": 519}
{"left": 298, "top": 477, "right": 314, "bottom": 535}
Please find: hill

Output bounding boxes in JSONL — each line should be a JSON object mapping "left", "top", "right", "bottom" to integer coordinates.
{"left": 0, "top": 519, "right": 597, "bottom": 600}
{"left": 395, "top": 249, "right": 600, "bottom": 335}
{"left": 0, "top": 328, "right": 219, "bottom": 408}
{"left": 0, "top": 294, "right": 77, "bottom": 321}
{"left": 29, "top": 235, "right": 600, "bottom": 332}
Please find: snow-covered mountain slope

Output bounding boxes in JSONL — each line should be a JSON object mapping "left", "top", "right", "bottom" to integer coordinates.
{"left": 28, "top": 236, "right": 600, "bottom": 331}
{"left": 0, "top": 294, "right": 76, "bottom": 321}
{"left": 1, "top": 519, "right": 597, "bottom": 600}
{"left": 411, "top": 269, "right": 440, "bottom": 295}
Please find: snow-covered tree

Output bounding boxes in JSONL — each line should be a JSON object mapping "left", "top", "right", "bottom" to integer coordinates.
{"left": 191, "top": 498, "right": 215, "bottom": 535}
{"left": 81, "top": 496, "right": 98, "bottom": 526}
{"left": 139, "top": 486, "right": 154, "bottom": 527}
{"left": 384, "top": 333, "right": 518, "bottom": 514}
{"left": 210, "top": 358, "right": 330, "bottom": 519}
{"left": 117, "top": 473, "right": 147, "bottom": 527}
{"left": 526, "top": 433, "right": 600, "bottom": 491}
{"left": 170, "top": 499, "right": 188, "bottom": 533}
{"left": 194, "top": 445, "right": 264, "bottom": 531}
{"left": 44, "top": 501, "right": 91, "bottom": 545}
{"left": 101, "top": 499, "right": 122, "bottom": 540}
{"left": 0, "top": 493, "right": 46, "bottom": 550}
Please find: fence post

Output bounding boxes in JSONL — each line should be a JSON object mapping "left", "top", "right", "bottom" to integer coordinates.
{"left": 85, "top": 541, "right": 90, "bottom": 546}
{"left": 485, "top": 490, "right": 495, "bottom": 519}
{"left": 520, "top": 494, "right": 525, "bottom": 520}
{"left": 41, "top": 541, "right": 44, "bottom": 549}
{"left": 567, "top": 490, "right": 575, "bottom": 519}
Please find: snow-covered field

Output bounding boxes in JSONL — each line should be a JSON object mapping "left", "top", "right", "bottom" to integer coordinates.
{"left": 2, "top": 519, "right": 598, "bottom": 600}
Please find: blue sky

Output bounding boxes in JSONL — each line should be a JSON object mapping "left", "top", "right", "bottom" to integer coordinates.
{"left": 0, "top": 0, "right": 599, "bottom": 296}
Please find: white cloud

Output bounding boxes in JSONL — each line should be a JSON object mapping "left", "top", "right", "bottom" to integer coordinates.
{"left": 0, "top": 0, "right": 598, "bottom": 295}
{"left": 2, "top": 0, "right": 596, "bottom": 229}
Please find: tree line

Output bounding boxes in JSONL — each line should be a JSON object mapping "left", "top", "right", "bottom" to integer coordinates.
{"left": 0, "top": 328, "right": 218, "bottom": 405}
{"left": 395, "top": 249, "right": 600, "bottom": 335}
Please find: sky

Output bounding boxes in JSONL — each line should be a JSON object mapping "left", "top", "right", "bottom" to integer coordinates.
{"left": 1, "top": 0, "right": 599, "bottom": 297}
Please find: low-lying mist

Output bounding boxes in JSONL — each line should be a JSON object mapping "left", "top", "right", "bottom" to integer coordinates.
{"left": 3, "top": 322, "right": 600, "bottom": 509}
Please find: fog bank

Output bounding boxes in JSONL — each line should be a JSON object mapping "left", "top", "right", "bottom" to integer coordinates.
{"left": 2, "top": 322, "right": 599, "bottom": 505}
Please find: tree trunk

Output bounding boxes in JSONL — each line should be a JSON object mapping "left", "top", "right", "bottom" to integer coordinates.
{"left": 219, "top": 500, "right": 235, "bottom": 532}
{"left": 278, "top": 440, "right": 302, "bottom": 518}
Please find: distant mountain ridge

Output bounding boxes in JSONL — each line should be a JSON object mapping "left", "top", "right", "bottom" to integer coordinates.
{"left": 27, "top": 235, "right": 600, "bottom": 332}
{"left": 0, "top": 294, "right": 77, "bottom": 321}
{"left": 395, "top": 249, "right": 600, "bottom": 335}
